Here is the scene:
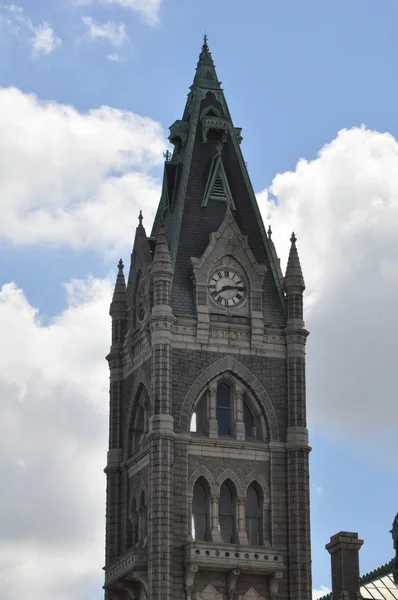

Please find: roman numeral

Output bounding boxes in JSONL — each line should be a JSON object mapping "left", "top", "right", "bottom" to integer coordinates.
{"left": 224, "top": 269, "right": 229, "bottom": 277}
{"left": 236, "top": 293, "right": 243, "bottom": 300}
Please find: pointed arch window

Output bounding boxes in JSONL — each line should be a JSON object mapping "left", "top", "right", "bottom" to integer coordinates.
{"left": 190, "top": 393, "right": 208, "bottom": 435}
{"left": 245, "top": 483, "right": 262, "bottom": 546}
{"left": 219, "top": 480, "right": 236, "bottom": 543}
{"left": 130, "top": 498, "right": 138, "bottom": 547}
{"left": 216, "top": 382, "right": 231, "bottom": 436}
{"left": 132, "top": 390, "right": 149, "bottom": 455}
{"left": 192, "top": 478, "right": 210, "bottom": 541}
{"left": 139, "top": 491, "right": 148, "bottom": 545}
{"left": 243, "top": 399, "right": 265, "bottom": 441}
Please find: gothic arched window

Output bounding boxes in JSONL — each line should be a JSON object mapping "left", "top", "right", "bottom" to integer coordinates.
{"left": 130, "top": 497, "right": 138, "bottom": 547}
{"left": 243, "top": 399, "right": 264, "bottom": 441}
{"left": 219, "top": 480, "right": 236, "bottom": 543}
{"left": 190, "top": 393, "right": 207, "bottom": 435}
{"left": 139, "top": 491, "right": 148, "bottom": 545}
{"left": 217, "top": 383, "right": 231, "bottom": 436}
{"left": 192, "top": 478, "right": 210, "bottom": 541}
{"left": 132, "top": 390, "right": 149, "bottom": 455}
{"left": 245, "top": 483, "right": 262, "bottom": 546}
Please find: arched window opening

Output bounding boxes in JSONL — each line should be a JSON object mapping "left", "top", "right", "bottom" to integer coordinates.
{"left": 243, "top": 399, "right": 264, "bottom": 441}
{"left": 132, "top": 392, "right": 149, "bottom": 454}
{"left": 217, "top": 383, "right": 231, "bottom": 436}
{"left": 139, "top": 491, "right": 148, "bottom": 545}
{"left": 192, "top": 478, "right": 210, "bottom": 541}
{"left": 130, "top": 498, "right": 138, "bottom": 547}
{"left": 245, "top": 484, "right": 262, "bottom": 546}
{"left": 190, "top": 393, "right": 207, "bottom": 435}
{"left": 219, "top": 480, "right": 236, "bottom": 543}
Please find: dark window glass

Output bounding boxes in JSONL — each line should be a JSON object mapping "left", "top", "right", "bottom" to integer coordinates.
{"left": 217, "top": 383, "right": 231, "bottom": 435}
{"left": 219, "top": 481, "right": 235, "bottom": 543}
{"left": 192, "top": 479, "right": 209, "bottom": 541}
{"left": 245, "top": 484, "right": 261, "bottom": 546}
{"left": 140, "top": 492, "right": 147, "bottom": 541}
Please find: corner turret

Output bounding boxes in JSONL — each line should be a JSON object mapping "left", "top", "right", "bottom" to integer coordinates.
{"left": 109, "top": 259, "right": 127, "bottom": 346}
{"left": 284, "top": 232, "right": 305, "bottom": 323}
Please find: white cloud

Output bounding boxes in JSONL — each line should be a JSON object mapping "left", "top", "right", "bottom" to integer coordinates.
{"left": 31, "top": 21, "right": 62, "bottom": 56}
{"left": 0, "top": 4, "right": 61, "bottom": 57}
{"left": 73, "top": 0, "right": 162, "bottom": 26}
{"left": 258, "top": 126, "right": 398, "bottom": 456}
{"left": 82, "top": 16, "right": 128, "bottom": 47}
{"left": 0, "top": 87, "right": 166, "bottom": 254}
{"left": 0, "top": 276, "right": 113, "bottom": 600}
{"left": 313, "top": 586, "right": 331, "bottom": 600}
{"left": 108, "top": 52, "right": 121, "bottom": 61}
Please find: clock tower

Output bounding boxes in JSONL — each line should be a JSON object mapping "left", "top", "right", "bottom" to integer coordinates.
{"left": 104, "top": 38, "right": 312, "bottom": 600}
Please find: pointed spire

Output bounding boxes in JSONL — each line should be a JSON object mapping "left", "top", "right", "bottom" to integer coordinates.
{"left": 138, "top": 210, "right": 143, "bottom": 227}
{"left": 191, "top": 34, "right": 221, "bottom": 92}
{"left": 284, "top": 232, "right": 305, "bottom": 292}
{"left": 152, "top": 220, "right": 172, "bottom": 275}
{"left": 110, "top": 258, "right": 127, "bottom": 317}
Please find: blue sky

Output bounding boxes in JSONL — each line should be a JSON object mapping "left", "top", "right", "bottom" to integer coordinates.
{"left": 0, "top": 1, "right": 398, "bottom": 599}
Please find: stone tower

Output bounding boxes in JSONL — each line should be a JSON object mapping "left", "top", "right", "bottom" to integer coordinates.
{"left": 104, "top": 38, "right": 312, "bottom": 600}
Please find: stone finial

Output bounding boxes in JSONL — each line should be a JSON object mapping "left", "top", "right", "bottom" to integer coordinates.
{"left": 118, "top": 258, "right": 124, "bottom": 270}
{"left": 202, "top": 32, "right": 209, "bottom": 52}
{"left": 138, "top": 210, "right": 143, "bottom": 226}
{"left": 326, "top": 532, "right": 364, "bottom": 600}
{"left": 268, "top": 225, "right": 272, "bottom": 239}
{"left": 283, "top": 231, "right": 305, "bottom": 293}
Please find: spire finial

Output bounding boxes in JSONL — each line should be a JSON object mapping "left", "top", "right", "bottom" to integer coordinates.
{"left": 118, "top": 258, "right": 124, "bottom": 270}
{"left": 268, "top": 225, "right": 272, "bottom": 239}
{"left": 202, "top": 32, "right": 209, "bottom": 51}
{"left": 138, "top": 210, "right": 143, "bottom": 226}
{"left": 290, "top": 231, "right": 297, "bottom": 245}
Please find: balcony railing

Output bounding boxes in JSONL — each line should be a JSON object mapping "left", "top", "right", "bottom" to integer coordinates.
{"left": 185, "top": 541, "right": 285, "bottom": 573}
{"left": 105, "top": 547, "right": 148, "bottom": 587}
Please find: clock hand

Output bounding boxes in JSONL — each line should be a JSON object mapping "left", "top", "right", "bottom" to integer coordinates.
{"left": 217, "top": 285, "right": 246, "bottom": 293}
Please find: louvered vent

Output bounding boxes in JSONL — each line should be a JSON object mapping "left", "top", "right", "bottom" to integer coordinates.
{"left": 212, "top": 175, "right": 226, "bottom": 198}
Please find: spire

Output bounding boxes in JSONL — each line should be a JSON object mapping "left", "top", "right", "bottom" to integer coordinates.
{"left": 283, "top": 232, "right": 305, "bottom": 293}
{"left": 152, "top": 220, "right": 172, "bottom": 276}
{"left": 191, "top": 34, "right": 221, "bottom": 92}
{"left": 110, "top": 259, "right": 127, "bottom": 316}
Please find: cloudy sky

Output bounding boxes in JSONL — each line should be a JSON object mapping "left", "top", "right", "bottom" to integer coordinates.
{"left": 0, "top": 1, "right": 397, "bottom": 599}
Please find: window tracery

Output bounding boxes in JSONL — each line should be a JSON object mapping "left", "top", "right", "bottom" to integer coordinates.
{"left": 188, "top": 374, "right": 268, "bottom": 441}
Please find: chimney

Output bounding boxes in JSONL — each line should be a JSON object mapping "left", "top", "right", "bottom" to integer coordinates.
{"left": 326, "top": 531, "right": 363, "bottom": 600}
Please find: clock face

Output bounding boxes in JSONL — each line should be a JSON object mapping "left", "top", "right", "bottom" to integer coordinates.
{"left": 208, "top": 267, "right": 247, "bottom": 308}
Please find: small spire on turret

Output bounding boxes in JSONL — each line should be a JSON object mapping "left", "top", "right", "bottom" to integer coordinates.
{"left": 284, "top": 232, "right": 305, "bottom": 293}
{"left": 138, "top": 210, "right": 143, "bottom": 227}
{"left": 110, "top": 258, "right": 127, "bottom": 322}
{"left": 202, "top": 32, "right": 209, "bottom": 52}
{"left": 268, "top": 225, "right": 272, "bottom": 240}
{"left": 152, "top": 220, "right": 172, "bottom": 274}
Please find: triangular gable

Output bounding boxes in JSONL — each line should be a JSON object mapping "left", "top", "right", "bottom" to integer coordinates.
{"left": 202, "top": 154, "right": 236, "bottom": 209}
{"left": 196, "top": 583, "right": 221, "bottom": 600}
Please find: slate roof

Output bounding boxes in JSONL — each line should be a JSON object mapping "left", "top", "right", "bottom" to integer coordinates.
{"left": 151, "top": 40, "right": 286, "bottom": 324}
